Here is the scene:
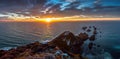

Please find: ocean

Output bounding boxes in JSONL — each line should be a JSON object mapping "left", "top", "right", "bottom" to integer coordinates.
{"left": 0, "top": 21, "right": 120, "bottom": 58}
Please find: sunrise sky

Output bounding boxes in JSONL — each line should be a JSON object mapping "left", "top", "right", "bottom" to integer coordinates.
{"left": 0, "top": 0, "right": 120, "bottom": 21}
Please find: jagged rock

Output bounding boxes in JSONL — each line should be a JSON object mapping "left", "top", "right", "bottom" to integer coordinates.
{"left": 0, "top": 50, "right": 7, "bottom": 57}
{"left": 82, "top": 26, "right": 87, "bottom": 30}
{"left": 16, "top": 53, "right": 56, "bottom": 59}
{"left": 93, "top": 26, "right": 97, "bottom": 30}
{"left": 89, "top": 35, "right": 96, "bottom": 41}
{"left": 88, "top": 43, "right": 94, "bottom": 50}
{"left": 93, "top": 30, "right": 97, "bottom": 35}
{"left": 50, "top": 31, "right": 87, "bottom": 56}
{"left": 89, "top": 26, "right": 92, "bottom": 28}
{"left": 78, "top": 33, "right": 89, "bottom": 41}
{"left": 97, "top": 45, "right": 100, "bottom": 47}
{"left": 93, "top": 26, "right": 97, "bottom": 35}
{"left": 50, "top": 31, "right": 79, "bottom": 53}
{"left": 87, "top": 29, "right": 91, "bottom": 32}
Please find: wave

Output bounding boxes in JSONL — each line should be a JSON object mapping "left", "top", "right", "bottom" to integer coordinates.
{"left": 0, "top": 47, "right": 14, "bottom": 50}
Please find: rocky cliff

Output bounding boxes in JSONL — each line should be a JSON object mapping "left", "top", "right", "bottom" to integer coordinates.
{"left": 0, "top": 26, "right": 104, "bottom": 59}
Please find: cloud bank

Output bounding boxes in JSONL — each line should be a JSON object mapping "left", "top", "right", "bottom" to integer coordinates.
{"left": 0, "top": 0, "right": 120, "bottom": 20}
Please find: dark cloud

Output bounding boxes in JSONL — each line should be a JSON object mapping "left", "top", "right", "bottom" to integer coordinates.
{"left": 0, "top": 0, "right": 120, "bottom": 17}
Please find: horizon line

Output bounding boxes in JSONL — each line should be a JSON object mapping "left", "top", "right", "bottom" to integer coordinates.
{"left": 0, "top": 17, "right": 120, "bottom": 22}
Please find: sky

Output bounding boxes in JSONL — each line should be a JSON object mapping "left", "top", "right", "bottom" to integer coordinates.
{"left": 0, "top": 0, "right": 120, "bottom": 21}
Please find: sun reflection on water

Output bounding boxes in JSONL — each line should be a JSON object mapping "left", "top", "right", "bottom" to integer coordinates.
{"left": 43, "top": 23, "right": 53, "bottom": 40}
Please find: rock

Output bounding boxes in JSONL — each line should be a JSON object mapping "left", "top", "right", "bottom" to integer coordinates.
{"left": 97, "top": 45, "right": 100, "bottom": 47}
{"left": 82, "top": 26, "right": 87, "bottom": 30}
{"left": 0, "top": 50, "right": 7, "bottom": 57}
{"left": 89, "top": 26, "right": 92, "bottom": 28}
{"left": 93, "top": 30, "right": 97, "bottom": 35}
{"left": 73, "top": 54, "right": 83, "bottom": 59}
{"left": 50, "top": 31, "right": 78, "bottom": 53}
{"left": 16, "top": 53, "right": 56, "bottom": 59}
{"left": 0, "top": 26, "right": 100, "bottom": 59}
{"left": 0, "top": 54, "right": 14, "bottom": 59}
{"left": 87, "top": 29, "right": 91, "bottom": 32}
{"left": 89, "top": 35, "right": 96, "bottom": 41}
{"left": 50, "top": 31, "right": 90, "bottom": 55}
{"left": 79, "top": 33, "right": 89, "bottom": 41}
{"left": 93, "top": 26, "right": 98, "bottom": 35}
{"left": 88, "top": 43, "right": 94, "bottom": 50}
{"left": 93, "top": 26, "right": 97, "bottom": 30}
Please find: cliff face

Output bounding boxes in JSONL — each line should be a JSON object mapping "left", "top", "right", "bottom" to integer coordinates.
{"left": 50, "top": 31, "right": 81, "bottom": 53}
{"left": 50, "top": 31, "right": 86, "bottom": 55}
{"left": 0, "top": 26, "right": 101, "bottom": 59}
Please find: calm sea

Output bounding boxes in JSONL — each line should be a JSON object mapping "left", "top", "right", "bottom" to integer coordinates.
{"left": 0, "top": 21, "right": 120, "bottom": 58}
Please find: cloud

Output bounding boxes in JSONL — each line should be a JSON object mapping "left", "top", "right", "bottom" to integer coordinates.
{"left": 0, "top": 0, "right": 120, "bottom": 17}
{"left": 0, "top": 12, "right": 31, "bottom": 20}
{"left": 0, "top": 14, "right": 8, "bottom": 17}
{"left": 66, "top": 0, "right": 77, "bottom": 2}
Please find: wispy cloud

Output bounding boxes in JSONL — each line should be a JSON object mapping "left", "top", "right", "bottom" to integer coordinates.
{"left": 0, "top": 0, "right": 120, "bottom": 18}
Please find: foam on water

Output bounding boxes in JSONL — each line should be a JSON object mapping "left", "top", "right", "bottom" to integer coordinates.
{"left": 0, "top": 47, "right": 14, "bottom": 50}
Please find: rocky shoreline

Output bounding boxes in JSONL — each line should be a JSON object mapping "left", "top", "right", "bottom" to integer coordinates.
{"left": 0, "top": 26, "right": 106, "bottom": 59}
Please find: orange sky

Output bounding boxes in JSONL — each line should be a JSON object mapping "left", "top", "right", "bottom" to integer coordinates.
{"left": 0, "top": 17, "right": 120, "bottom": 22}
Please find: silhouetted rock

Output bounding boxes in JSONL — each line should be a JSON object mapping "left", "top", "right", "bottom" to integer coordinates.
{"left": 93, "top": 26, "right": 97, "bottom": 30}
{"left": 78, "top": 33, "right": 89, "bottom": 41}
{"left": 87, "top": 29, "right": 91, "bottom": 32}
{"left": 97, "top": 45, "right": 100, "bottom": 47}
{"left": 93, "top": 30, "right": 97, "bottom": 34}
{"left": 89, "top": 35, "right": 96, "bottom": 41}
{"left": 93, "top": 26, "right": 98, "bottom": 34}
{"left": 82, "top": 26, "right": 87, "bottom": 30}
{"left": 89, "top": 26, "right": 92, "bottom": 28}
{"left": 88, "top": 43, "right": 94, "bottom": 50}
{"left": 50, "top": 31, "right": 79, "bottom": 53}
{"left": 0, "top": 50, "right": 7, "bottom": 57}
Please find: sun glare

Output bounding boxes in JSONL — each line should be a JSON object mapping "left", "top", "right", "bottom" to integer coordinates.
{"left": 46, "top": 18, "right": 52, "bottom": 22}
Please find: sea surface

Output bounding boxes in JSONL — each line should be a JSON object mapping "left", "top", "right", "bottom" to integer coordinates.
{"left": 0, "top": 21, "right": 120, "bottom": 58}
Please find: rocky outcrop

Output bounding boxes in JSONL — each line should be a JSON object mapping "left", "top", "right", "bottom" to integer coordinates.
{"left": 50, "top": 31, "right": 82, "bottom": 54}
{"left": 0, "top": 26, "right": 101, "bottom": 59}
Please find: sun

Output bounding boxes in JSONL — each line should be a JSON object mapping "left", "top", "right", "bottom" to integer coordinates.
{"left": 46, "top": 18, "right": 52, "bottom": 22}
